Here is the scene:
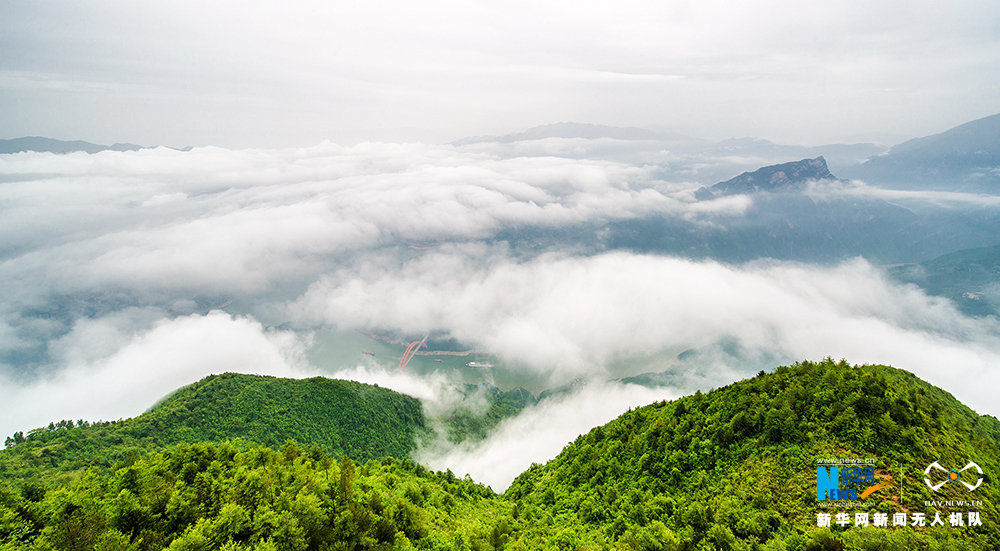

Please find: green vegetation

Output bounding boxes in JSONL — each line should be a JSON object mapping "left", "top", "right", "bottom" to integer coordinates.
{"left": 889, "top": 244, "right": 1000, "bottom": 316}
{"left": 443, "top": 386, "right": 537, "bottom": 444}
{"left": 0, "top": 440, "right": 508, "bottom": 551}
{"left": 1, "top": 374, "right": 427, "bottom": 487}
{"left": 505, "top": 359, "right": 1000, "bottom": 549}
{"left": 3, "top": 360, "right": 999, "bottom": 550}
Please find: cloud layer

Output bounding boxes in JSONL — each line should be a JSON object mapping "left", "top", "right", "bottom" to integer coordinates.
{"left": 0, "top": 312, "right": 308, "bottom": 439}
{"left": 292, "top": 250, "right": 1000, "bottom": 414}
{"left": 415, "top": 381, "right": 681, "bottom": 492}
{"left": 0, "top": 143, "right": 741, "bottom": 436}
{"left": 2, "top": 143, "right": 1000, "bottom": 480}
{"left": 0, "top": 144, "right": 742, "bottom": 299}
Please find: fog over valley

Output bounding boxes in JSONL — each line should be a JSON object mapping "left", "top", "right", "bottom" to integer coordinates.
{"left": 3, "top": 126, "right": 1000, "bottom": 489}
{"left": 5, "top": 5, "right": 1000, "bottom": 549}
{"left": 3, "top": 0, "right": 1000, "bottom": 498}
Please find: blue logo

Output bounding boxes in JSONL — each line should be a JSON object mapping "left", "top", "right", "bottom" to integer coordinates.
{"left": 817, "top": 465, "right": 889, "bottom": 501}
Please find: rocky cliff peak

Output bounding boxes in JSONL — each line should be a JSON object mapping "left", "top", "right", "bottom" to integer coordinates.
{"left": 709, "top": 156, "right": 840, "bottom": 196}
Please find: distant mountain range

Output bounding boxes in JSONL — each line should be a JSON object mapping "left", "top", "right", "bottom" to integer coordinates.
{"left": 843, "top": 113, "right": 1000, "bottom": 192}
{"left": 0, "top": 136, "right": 193, "bottom": 154}
{"left": 468, "top": 116, "right": 1000, "bottom": 267}
{"left": 451, "top": 122, "right": 696, "bottom": 145}
{"left": 452, "top": 123, "right": 885, "bottom": 177}
{"left": 491, "top": 149, "right": 1000, "bottom": 267}
{"left": 0, "top": 136, "right": 144, "bottom": 154}
{"left": 454, "top": 113, "right": 1000, "bottom": 194}
{"left": 10, "top": 112, "right": 1000, "bottom": 193}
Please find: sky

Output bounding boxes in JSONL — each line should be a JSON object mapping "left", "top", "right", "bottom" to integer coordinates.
{"left": 2, "top": 0, "right": 999, "bottom": 148}
{"left": 3, "top": 1, "right": 1000, "bottom": 490}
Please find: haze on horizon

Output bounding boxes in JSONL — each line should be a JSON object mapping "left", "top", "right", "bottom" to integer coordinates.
{"left": 4, "top": 0, "right": 1000, "bottom": 490}
{"left": 2, "top": 0, "right": 999, "bottom": 148}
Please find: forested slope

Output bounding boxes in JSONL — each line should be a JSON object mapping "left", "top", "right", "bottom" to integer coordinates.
{"left": 505, "top": 359, "right": 1000, "bottom": 549}
{"left": 0, "top": 440, "right": 509, "bottom": 551}
{"left": 3, "top": 361, "right": 998, "bottom": 550}
{"left": 1, "top": 374, "right": 427, "bottom": 487}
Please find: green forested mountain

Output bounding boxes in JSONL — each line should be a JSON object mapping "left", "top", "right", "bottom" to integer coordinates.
{"left": 0, "top": 374, "right": 427, "bottom": 487}
{"left": 3, "top": 360, "right": 999, "bottom": 550}
{"left": 0, "top": 440, "right": 509, "bottom": 551}
{"left": 506, "top": 359, "right": 1000, "bottom": 549}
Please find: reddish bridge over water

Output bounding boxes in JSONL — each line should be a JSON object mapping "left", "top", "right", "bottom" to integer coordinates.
{"left": 397, "top": 335, "right": 428, "bottom": 372}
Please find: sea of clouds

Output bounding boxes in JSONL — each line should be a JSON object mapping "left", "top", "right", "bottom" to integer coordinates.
{"left": 2, "top": 141, "right": 999, "bottom": 489}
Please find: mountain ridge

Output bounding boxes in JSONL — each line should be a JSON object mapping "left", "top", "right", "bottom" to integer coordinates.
{"left": 708, "top": 156, "right": 844, "bottom": 196}
{"left": 507, "top": 359, "right": 1000, "bottom": 549}
{"left": 0, "top": 136, "right": 194, "bottom": 154}
{"left": 0, "top": 136, "right": 145, "bottom": 154}
{"left": 843, "top": 112, "right": 1000, "bottom": 192}
{"left": 2, "top": 360, "right": 997, "bottom": 549}
{"left": 451, "top": 122, "right": 696, "bottom": 145}
{"left": 0, "top": 373, "right": 428, "bottom": 486}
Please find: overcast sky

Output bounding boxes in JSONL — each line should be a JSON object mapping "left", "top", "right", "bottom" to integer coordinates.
{"left": 2, "top": 0, "right": 998, "bottom": 148}
{"left": 3, "top": 1, "right": 1000, "bottom": 486}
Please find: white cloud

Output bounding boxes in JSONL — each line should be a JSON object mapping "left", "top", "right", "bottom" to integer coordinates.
{"left": 806, "top": 179, "right": 1000, "bottom": 208}
{"left": 252, "top": 361, "right": 684, "bottom": 492}
{"left": 413, "top": 381, "right": 680, "bottom": 492}
{"left": 291, "top": 251, "right": 1000, "bottom": 415}
{"left": 323, "top": 364, "right": 474, "bottom": 418}
{"left": 0, "top": 144, "right": 737, "bottom": 298}
{"left": 0, "top": 311, "right": 310, "bottom": 439}
{"left": 2, "top": 141, "right": 1000, "bottom": 482}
